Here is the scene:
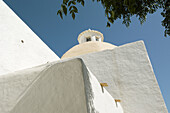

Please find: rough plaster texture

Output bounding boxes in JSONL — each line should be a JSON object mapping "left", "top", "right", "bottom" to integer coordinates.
{"left": 0, "top": 38, "right": 168, "bottom": 113}
{"left": 82, "top": 65, "right": 123, "bottom": 113}
{"left": 76, "top": 40, "right": 168, "bottom": 113}
{"left": 10, "top": 59, "right": 88, "bottom": 113}
{"left": 0, "top": 0, "right": 59, "bottom": 75}
{"left": 4, "top": 59, "right": 123, "bottom": 113}
{"left": 62, "top": 40, "right": 168, "bottom": 113}
{"left": 0, "top": 63, "right": 53, "bottom": 113}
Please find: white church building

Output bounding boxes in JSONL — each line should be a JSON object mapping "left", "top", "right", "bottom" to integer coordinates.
{"left": 0, "top": 0, "right": 168, "bottom": 113}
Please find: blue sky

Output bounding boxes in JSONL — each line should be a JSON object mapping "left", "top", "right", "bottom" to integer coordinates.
{"left": 4, "top": 0, "right": 170, "bottom": 111}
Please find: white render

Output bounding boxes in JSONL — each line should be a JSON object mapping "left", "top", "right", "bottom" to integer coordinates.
{"left": 78, "top": 29, "right": 104, "bottom": 43}
{"left": 77, "top": 40, "right": 168, "bottom": 113}
{"left": 0, "top": 59, "right": 124, "bottom": 113}
{"left": 0, "top": 40, "right": 168, "bottom": 113}
{"left": 0, "top": 64, "right": 51, "bottom": 113}
{"left": 0, "top": 0, "right": 59, "bottom": 75}
{"left": 0, "top": 4, "right": 168, "bottom": 111}
{"left": 83, "top": 66, "right": 124, "bottom": 113}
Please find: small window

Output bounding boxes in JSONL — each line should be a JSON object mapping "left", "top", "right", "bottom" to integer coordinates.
{"left": 86, "top": 37, "right": 91, "bottom": 42}
{"left": 96, "top": 37, "right": 99, "bottom": 41}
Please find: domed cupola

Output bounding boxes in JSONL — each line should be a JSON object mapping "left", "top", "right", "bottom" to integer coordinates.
{"left": 61, "top": 29, "right": 117, "bottom": 59}
{"left": 78, "top": 29, "right": 104, "bottom": 43}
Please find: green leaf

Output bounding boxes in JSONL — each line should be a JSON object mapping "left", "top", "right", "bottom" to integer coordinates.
{"left": 57, "top": 10, "right": 63, "bottom": 19}
{"left": 69, "top": 6, "right": 78, "bottom": 12}
{"left": 68, "top": 1, "right": 72, "bottom": 6}
{"left": 61, "top": 4, "right": 67, "bottom": 15}
{"left": 69, "top": 6, "right": 73, "bottom": 11}
{"left": 105, "top": 10, "right": 109, "bottom": 17}
{"left": 70, "top": 10, "right": 73, "bottom": 14}
{"left": 108, "top": 18, "right": 114, "bottom": 23}
{"left": 70, "top": 7, "right": 78, "bottom": 13}
{"left": 72, "top": 12, "right": 75, "bottom": 20}
{"left": 110, "top": 11, "right": 115, "bottom": 18}
{"left": 72, "top": 1, "right": 76, "bottom": 5}
{"left": 124, "top": 0, "right": 128, "bottom": 5}
{"left": 81, "top": 1, "right": 84, "bottom": 6}
{"left": 68, "top": 1, "right": 76, "bottom": 6}
{"left": 63, "top": 0, "right": 69, "bottom": 5}
{"left": 60, "top": 13, "right": 63, "bottom": 19}
{"left": 73, "top": 6, "right": 78, "bottom": 13}
{"left": 106, "top": 22, "right": 110, "bottom": 27}
{"left": 57, "top": 10, "right": 61, "bottom": 15}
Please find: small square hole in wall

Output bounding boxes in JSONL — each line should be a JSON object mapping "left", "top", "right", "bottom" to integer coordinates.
{"left": 86, "top": 37, "right": 91, "bottom": 42}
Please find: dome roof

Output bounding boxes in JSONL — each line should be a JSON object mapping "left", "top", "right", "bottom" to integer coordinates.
{"left": 61, "top": 41, "right": 117, "bottom": 59}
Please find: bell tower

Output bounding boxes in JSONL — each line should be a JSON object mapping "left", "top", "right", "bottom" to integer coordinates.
{"left": 78, "top": 29, "right": 104, "bottom": 43}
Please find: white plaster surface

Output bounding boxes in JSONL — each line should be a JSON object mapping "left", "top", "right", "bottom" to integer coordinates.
{"left": 10, "top": 59, "right": 88, "bottom": 113}
{"left": 78, "top": 29, "right": 104, "bottom": 43}
{"left": 82, "top": 65, "right": 124, "bottom": 113}
{"left": 0, "top": 39, "right": 168, "bottom": 113}
{"left": 77, "top": 40, "right": 168, "bottom": 113}
{"left": 0, "top": 63, "right": 52, "bottom": 113}
{"left": 0, "top": 0, "right": 59, "bottom": 75}
{"left": 1, "top": 59, "right": 123, "bottom": 113}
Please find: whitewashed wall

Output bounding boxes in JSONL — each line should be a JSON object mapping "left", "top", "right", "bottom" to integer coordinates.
{"left": 82, "top": 64, "right": 124, "bottom": 113}
{"left": 79, "top": 41, "right": 168, "bottom": 113}
{"left": 1, "top": 59, "right": 123, "bottom": 113}
{"left": 0, "top": 39, "right": 167, "bottom": 113}
{"left": 0, "top": 1, "right": 59, "bottom": 75}
{"left": 0, "top": 64, "right": 51, "bottom": 113}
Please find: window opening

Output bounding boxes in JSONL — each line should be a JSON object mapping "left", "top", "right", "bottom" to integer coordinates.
{"left": 86, "top": 37, "right": 91, "bottom": 42}
{"left": 96, "top": 37, "right": 99, "bottom": 41}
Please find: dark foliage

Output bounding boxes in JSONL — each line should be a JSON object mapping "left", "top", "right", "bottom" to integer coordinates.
{"left": 57, "top": 0, "right": 170, "bottom": 37}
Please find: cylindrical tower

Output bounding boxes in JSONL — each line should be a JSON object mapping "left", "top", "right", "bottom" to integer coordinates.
{"left": 61, "top": 29, "right": 117, "bottom": 59}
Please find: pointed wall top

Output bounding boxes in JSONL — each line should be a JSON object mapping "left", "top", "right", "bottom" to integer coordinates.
{"left": 0, "top": 1, "right": 60, "bottom": 75}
